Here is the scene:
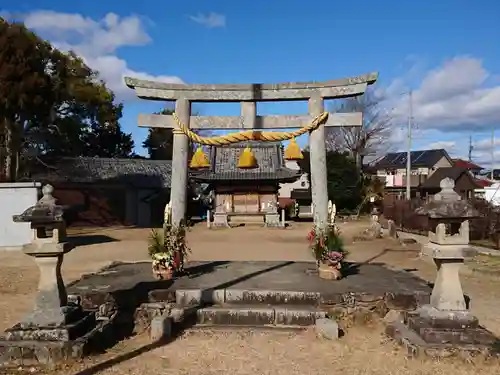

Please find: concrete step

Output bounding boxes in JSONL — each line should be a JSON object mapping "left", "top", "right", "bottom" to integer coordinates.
{"left": 195, "top": 305, "right": 326, "bottom": 328}
{"left": 187, "top": 325, "right": 307, "bottom": 333}
{"left": 175, "top": 289, "right": 322, "bottom": 307}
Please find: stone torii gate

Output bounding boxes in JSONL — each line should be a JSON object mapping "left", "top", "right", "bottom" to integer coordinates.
{"left": 125, "top": 73, "right": 378, "bottom": 230}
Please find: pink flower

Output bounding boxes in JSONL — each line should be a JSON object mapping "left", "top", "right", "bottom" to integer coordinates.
{"left": 319, "top": 236, "right": 325, "bottom": 248}
{"left": 307, "top": 229, "right": 316, "bottom": 242}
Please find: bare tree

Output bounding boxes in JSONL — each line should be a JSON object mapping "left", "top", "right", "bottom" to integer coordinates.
{"left": 326, "top": 89, "right": 392, "bottom": 169}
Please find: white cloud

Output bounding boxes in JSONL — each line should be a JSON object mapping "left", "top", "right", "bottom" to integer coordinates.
{"left": 189, "top": 12, "right": 226, "bottom": 28}
{"left": 385, "top": 56, "right": 500, "bottom": 132}
{"left": 418, "top": 136, "right": 500, "bottom": 169}
{"left": 4, "top": 10, "right": 184, "bottom": 100}
{"left": 474, "top": 137, "right": 500, "bottom": 151}
{"left": 426, "top": 141, "right": 456, "bottom": 151}
{"left": 472, "top": 138, "right": 500, "bottom": 168}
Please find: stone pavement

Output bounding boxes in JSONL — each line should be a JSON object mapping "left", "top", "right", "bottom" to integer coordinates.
{"left": 67, "top": 261, "right": 431, "bottom": 306}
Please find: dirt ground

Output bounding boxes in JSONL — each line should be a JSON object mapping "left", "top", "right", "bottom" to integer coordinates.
{"left": 1, "top": 220, "right": 500, "bottom": 374}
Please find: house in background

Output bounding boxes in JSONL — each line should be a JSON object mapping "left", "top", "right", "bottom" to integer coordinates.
{"left": 418, "top": 165, "right": 482, "bottom": 199}
{"left": 372, "top": 149, "right": 454, "bottom": 198}
{"left": 452, "top": 159, "right": 484, "bottom": 177}
{"left": 278, "top": 160, "right": 312, "bottom": 216}
{"left": 20, "top": 157, "right": 173, "bottom": 227}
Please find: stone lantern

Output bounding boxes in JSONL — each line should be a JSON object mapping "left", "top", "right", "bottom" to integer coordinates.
{"left": 415, "top": 177, "right": 477, "bottom": 313}
{"left": 12, "top": 184, "right": 75, "bottom": 327}
{"left": 386, "top": 178, "right": 498, "bottom": 357}
{"left": 1, "top": 185, "right": 98, "bottom": 366}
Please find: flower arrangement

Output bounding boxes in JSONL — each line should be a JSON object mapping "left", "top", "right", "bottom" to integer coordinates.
{"left": 148, "top": 222, "right": 190, "bottom": 279}
{"left": 307, "top": 225, "right": 348, "bottom": 270}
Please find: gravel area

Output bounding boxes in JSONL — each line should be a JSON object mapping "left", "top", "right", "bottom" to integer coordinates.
{"left": 49, "top": 326, "right": 499, "bottom": 375}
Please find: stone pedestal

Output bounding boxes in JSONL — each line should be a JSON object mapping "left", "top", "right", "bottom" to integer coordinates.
{"left": 387, "top": 220, "right": 398, "bottom": 239}
{"left": 423, "top": 245, "right": 467, "bottom": 311}
{"left": 212, "top": 213, "right": 229, "bottom": 228}
{"left": 265, "top": 213, "right": 282, "bottom": 228}
{"left": 386, "top": 178, "right": 499, "bottom": 358}
{"left": 22, "top": 242, "right": 74, "bottom": 327}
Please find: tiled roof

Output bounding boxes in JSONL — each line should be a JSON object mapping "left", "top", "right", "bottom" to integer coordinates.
{"left": 375, "top": 149, "right": 451, "bottom": 169}
{"left": 419, "top": 166, "right": 481, "bottom": 189}
{"left": 190, "top": 141, "right": 301, "bottom": 182}
{"left": 452, "top": 158, "right": 483, "bottom": 170}
{"left": 22, "top": 157, "right": 172, "bottom": 188}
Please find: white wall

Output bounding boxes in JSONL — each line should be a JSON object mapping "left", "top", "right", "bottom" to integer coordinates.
{"left": 0, "top": 182, "right": 41, "bottom": 250}
{"left": 279, "top": 160, "right": 309, "bottom": 198}
{"left": 483, "top": 183, "right": 500, "bottom": 207}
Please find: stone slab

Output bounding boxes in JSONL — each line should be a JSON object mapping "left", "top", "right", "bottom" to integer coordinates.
{"left": 405, "top": 313, "right": 479, "bottom": 331}
{"left": 224, "top": 290, "right": 321, "bottom": 306}
{"left": 0, "top": 311, "right": 119, "bottom": 368}
{"left": 195, "top": 304, "right": 325, "bottom": 327}
{"left": 67, "top": 261, "right": 431, "bottom": 311}
{"left": 2, "top": 311, "right": 96, "bottom": 341}
{"left": 386, "top": 320, "right": 498, "bottom": 358}
{"left": 419, "top": 327, "right": 497, "bottom": 346}
{"left": 274, "top": 306, "right": 326, "bottom": 326}
{"left": 197, "top": 306, "right": 275, "bottom": 326}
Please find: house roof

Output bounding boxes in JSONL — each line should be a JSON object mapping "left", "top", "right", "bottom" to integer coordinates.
{"left": 419, "top": 166, "right": 481, "bottom": 189}
{"left": 452, "top": 158, "right": 483, "bottom": 170}
{"left": 190, "top": 141, "right": 301, "bottom": 183}
{"left": 21, "top": 157, "right": 173, "bottom": 189}
{"left": 474, "top": 179, "right": 493, "bottom": 188}
{"left": 375, "top": 149, "right": 451, "bottom": 169}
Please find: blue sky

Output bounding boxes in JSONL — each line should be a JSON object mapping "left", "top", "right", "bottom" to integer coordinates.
{"left": 2, "top": 0, "right": 500, "bottom": 166}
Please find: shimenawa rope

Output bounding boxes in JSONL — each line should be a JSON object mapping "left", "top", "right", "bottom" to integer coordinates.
{"left": 171, "top": 112, "right": 329, "bottom": 146}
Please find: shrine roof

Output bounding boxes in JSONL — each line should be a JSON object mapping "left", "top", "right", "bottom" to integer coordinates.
{"left": 190, "top": 141, "right": 301, "bottom": 183}
{"left": 20, "top": 157, "right": 172, "bottom": 189}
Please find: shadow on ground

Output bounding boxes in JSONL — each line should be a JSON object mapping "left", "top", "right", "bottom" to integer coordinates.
{"left": 69, "top": 235, "right": 119, "bottom": 247}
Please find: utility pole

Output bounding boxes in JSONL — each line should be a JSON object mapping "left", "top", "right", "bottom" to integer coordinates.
{"left": 492, "top": 127, "right": 495, "bottom": 180}
{"left": 468, "top": 135, "right": 473, "bottom": 162}
{"left": 406, "top": 90, "right": 413, "bottom": 200}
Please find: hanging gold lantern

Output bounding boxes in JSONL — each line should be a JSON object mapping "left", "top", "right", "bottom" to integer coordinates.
{"left": 190, "top": 146, "right": 210, "bottom": 169}
{"left": 284, "top": 137, "right": 304, "bottom": 160}
{"left": 237, "top": 146, "right": 257, "bottom": 169}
